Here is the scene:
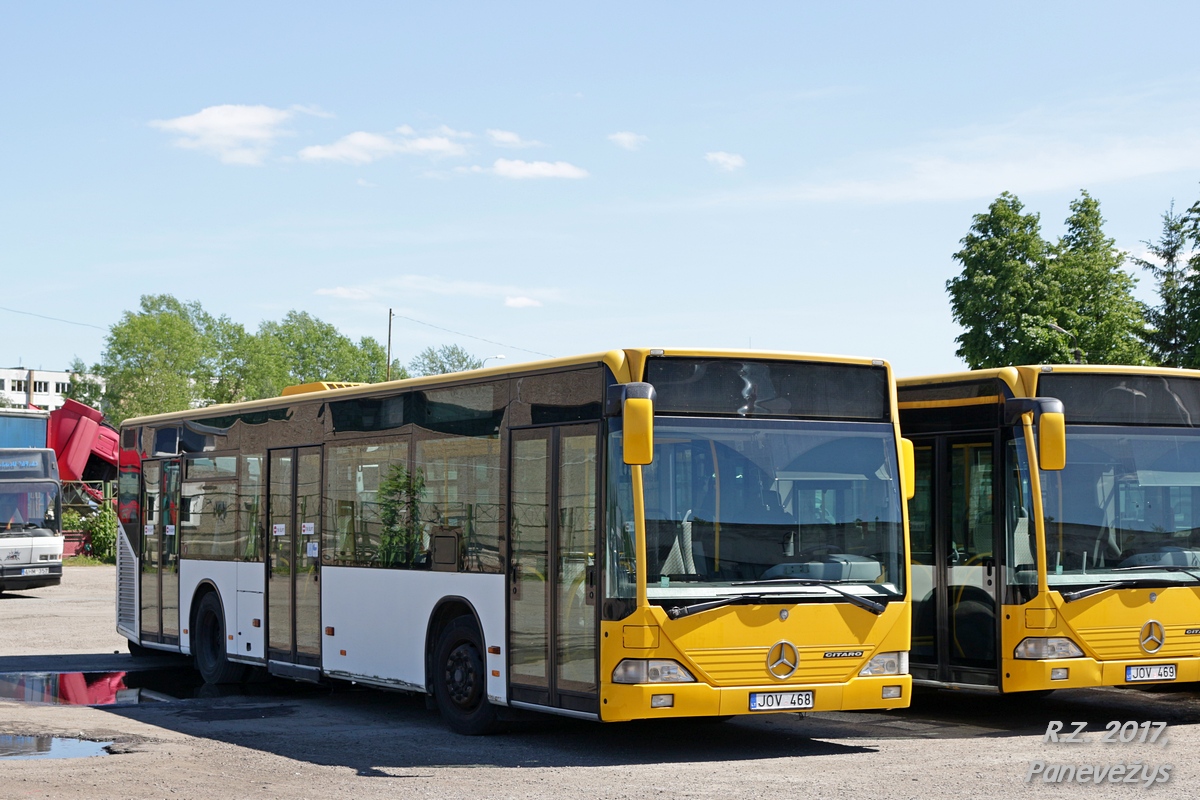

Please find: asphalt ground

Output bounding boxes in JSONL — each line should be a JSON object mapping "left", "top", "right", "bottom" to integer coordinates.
{"left": 2, "top": 565, "right": 1199, "bottom": 799}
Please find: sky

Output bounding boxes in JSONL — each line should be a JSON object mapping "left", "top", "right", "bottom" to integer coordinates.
{"left": 4, "top": 2, "right": 1200, "bottom": 378}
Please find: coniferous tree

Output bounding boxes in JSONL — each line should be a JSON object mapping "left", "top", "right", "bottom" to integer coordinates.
{"left": 1049, "top": 191, "right": 1149, "bottom": 365}
{"left": 1131, "top": 202, "right": 1190, "bottom": 366}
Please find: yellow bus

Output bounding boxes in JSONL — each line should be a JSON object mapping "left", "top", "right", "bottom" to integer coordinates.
{"left": 899, "top": 364, "right": 1200, "bottom": 694}
{"left": 116, "top": 348, "right": 913, "bottom": 733}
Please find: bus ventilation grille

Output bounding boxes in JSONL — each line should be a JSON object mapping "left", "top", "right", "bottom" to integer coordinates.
{"left": 116, "top": 532, "right": 137, "bottom": 632}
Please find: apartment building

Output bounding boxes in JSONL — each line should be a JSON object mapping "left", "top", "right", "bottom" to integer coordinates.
{"left": 0, "top": 367, "right": 103, "bottom": 411}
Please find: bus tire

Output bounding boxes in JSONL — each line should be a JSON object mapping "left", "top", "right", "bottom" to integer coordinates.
{"left": 433, "top": 616, "right": 499, "bottom": 735}
{"left": 193, "top": 592, "right": 244, "bottom": 685}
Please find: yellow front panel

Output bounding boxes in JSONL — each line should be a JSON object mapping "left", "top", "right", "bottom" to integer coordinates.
{"left": 599, "top": 600, "right": 911, "bottom": 721}
{"left": 1001, "top": 587, "right": 1200, "bottom": 693}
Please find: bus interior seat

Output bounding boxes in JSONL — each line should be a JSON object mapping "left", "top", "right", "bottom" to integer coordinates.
{"left": 659, "top": 512, "right": 697, "bottom": 576}
{"left": 1011, "top": 513, "right": 1035, "bottom": 569}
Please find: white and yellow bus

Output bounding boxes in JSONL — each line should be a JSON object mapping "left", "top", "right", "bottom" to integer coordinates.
{"left": 117, "top": 348, "right": 913, "bottom": 733}
{"left": 899, "top": 365, "right": 1200, "bottom": 693}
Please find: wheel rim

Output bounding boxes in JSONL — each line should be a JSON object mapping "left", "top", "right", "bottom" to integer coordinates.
{"left": 444, "top": 642, "right": 482, "bottom": 709}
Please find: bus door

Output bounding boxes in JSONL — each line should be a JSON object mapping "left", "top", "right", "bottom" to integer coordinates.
{"left": 508, "top": 424, "right": 599, "bottom": 715}
{"left": 266, "top": 446, "right": 323, "bottom": 672}
{"left": 909, "top": 436, "right": 1000, "bottom": 686}
{"left": 139, "top": 458, "right": 181, "bottom": 645}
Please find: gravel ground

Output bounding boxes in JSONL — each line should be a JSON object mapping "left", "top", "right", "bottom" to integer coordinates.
{"left": 2, "top": 565, "right": 1199, "bottom": 799}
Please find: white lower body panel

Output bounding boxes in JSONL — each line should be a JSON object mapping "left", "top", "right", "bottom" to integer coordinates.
{"left": 320, "top": 568, "right": 506, "bottom": 701}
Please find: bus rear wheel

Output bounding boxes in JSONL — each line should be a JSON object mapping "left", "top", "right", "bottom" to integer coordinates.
{"left": 193, "top": 592, "right": 245, "bottom": 685}
{"left": 433, "top": 616, "right": 499, "bottom": 735}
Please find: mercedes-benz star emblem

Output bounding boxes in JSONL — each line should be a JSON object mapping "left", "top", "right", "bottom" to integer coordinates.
{"left": 767, "top": 640, "right": 799, "bottom": 680}
{"left": 1140, "top": 620, "right": 1165, "bottom": 655}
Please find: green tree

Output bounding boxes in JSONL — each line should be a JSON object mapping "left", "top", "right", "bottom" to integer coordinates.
{"left": 63, "top": 357, "right": 106, "bottom": 411}
{"left": 97, "top": 296, "right": 417, "bottom": 417}
{"left": 1048, "top": 192, "right": 1149, "bottom": 365}
{"left": 97, "top": 294, "right": 214, "bottom": 422}
{"left": 1131, "top": 202, "right": 1191, "bottom": 366}
{"left": 408, "top": 344, "right": 483, "bottom": 376}
{"left": 946, "top": 193, "right": 1063, "bottom": 368}
{"left": 201, "top": 314, "right": 264, "bottom": 405}
{"left": 256, "top": 311, "right": 405, "bottom": 393}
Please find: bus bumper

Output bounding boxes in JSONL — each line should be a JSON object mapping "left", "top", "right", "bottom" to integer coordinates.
{"left": 0, "top": 563, "right": 63, "bottom": 592}
{"left": 1003, "top": 657, "right": 1200, "bottom": 692}
{"left": 600, "top": 674, "right": 912, "bottom": 721}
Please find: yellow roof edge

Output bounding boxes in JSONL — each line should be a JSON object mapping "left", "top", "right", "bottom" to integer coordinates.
{"left": 898, "top": 366, "right": 1023, "bottom": 394}
{"left": 902, "top": 364, "right": 1200, "bottom": 400}
{"left": 624, "top": 347, "right": 890, "bottom": 381}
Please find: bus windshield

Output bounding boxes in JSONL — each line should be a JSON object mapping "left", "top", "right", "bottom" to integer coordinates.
{"left": 1040, "top": 426, "right": 1200, "bottom": 588}
{"left": 609, "top": 418, "right": 905, "bottom": 603}
{"left": 0, "top": 482, "right": 60, "bottom": 536}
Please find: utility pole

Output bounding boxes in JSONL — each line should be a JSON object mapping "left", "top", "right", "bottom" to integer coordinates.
{"left": 386, "top": 308, "right": 395, "bottom": 381}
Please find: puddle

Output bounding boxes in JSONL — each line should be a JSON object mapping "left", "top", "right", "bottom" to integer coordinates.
{"left": 0, "top": 735, "right": 111, "bottom": 760}
{"left": 0, "top": 669, "right": 203, "bottom": 706}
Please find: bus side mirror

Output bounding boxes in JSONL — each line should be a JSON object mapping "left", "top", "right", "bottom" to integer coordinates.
{"left": 622, "top": 383, "right": 655, "bottom": 466}
{"left": 1038, "top": 411, "right": 1066, "bottom": 471}
{"left": 1004, "top": 396, "right": 1066, "bottom": 472}
{"left": 900, "top": 437, "right": 915, "bottom": 500}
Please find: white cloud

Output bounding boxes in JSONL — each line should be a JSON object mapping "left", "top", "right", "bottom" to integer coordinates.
{"left": 505, "top": 296, "right": 542, "bottom": 308}
{"left": 609, "top": 131, "right": 648, "bottom": 151}
{"left": 150, "top": 104, "right": 293, "bottom": 165}
{"left": 290, "top": 104, "right": 335, "bottom": 119}
{"left": 492, "top": 158, "right": 589, "bottom": 179}
{"left": 438, "top": 125, "right": 474, "bottom": 138}
{"left": 299, "top": 132, "right": 402, "bottom": 164}
{"left": 705, "top": 151, "right": 746, "bottom": 172}
{"left": 487, "top": 129, "right": 542, "bottom": 148}
{"left": 776, "top": 133, "right": 1200, "bottom": 204}
{"left": 299, "top": 129, "right": 468, "bottom": 164}
{"left": 356, "top": 178, "right": 377, "bottom": 188}
{"left": 316, "top": 286, "right": 372, "bottom": 301}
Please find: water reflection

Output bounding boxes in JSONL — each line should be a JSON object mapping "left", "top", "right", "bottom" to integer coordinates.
{"left": 0, "top": 672, "right": 130, "bottom": 705}
{"left": 0, "top": 669, "right": 204, "bottom": 705}
{"left": 0, "top": 735, "right": 111, "bottom": 760}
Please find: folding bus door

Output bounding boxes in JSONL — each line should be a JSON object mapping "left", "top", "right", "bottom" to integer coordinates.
{"left": 508, "top": 424, "right": 599, "bottom": 715}
{"left": 266, "top": 446, "right": 323, "bottom": 675}
{"left": 908, "top": 436, "right": 1001, "bottom": 686}
{"left": 139, "top": 458, "right": 181, "bottom": 646}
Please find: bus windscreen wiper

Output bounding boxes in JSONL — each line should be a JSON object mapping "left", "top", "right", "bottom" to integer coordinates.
{"left": 666, "top": 594, "right": 767, "bottom": 620}
{"left": 1060, "top": 581, "right": 1141, "bottom": 603}
{"left": 733, "top": 578, "right": 888, "bottom": 615}
{"left": 1060, "top": 576, "right": 1193, "bottom": 603}
{"left": 1113, "top": 564, "right": 1200, "bottom": 582}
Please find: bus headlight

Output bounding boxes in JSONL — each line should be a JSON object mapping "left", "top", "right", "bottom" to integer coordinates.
{"left": 1014, "top": 637, "right": 1084, "bottom": 659}
{"left": 612, "top": 659, "right": 696, "bottom": 684}
{"left": 859, "top": 651, "right": 908, "bottom": 676}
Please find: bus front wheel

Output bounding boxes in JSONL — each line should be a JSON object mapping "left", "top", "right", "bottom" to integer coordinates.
{"left": 433, "top": 616, "right": 499, "bottom": 735}
{"left": 193, "top": 593, "right": 245, "bottom": 685}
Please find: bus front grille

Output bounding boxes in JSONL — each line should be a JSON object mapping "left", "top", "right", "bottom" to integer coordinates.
{"left": 685, "top": 645, "right": 866, "bottom": 686}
